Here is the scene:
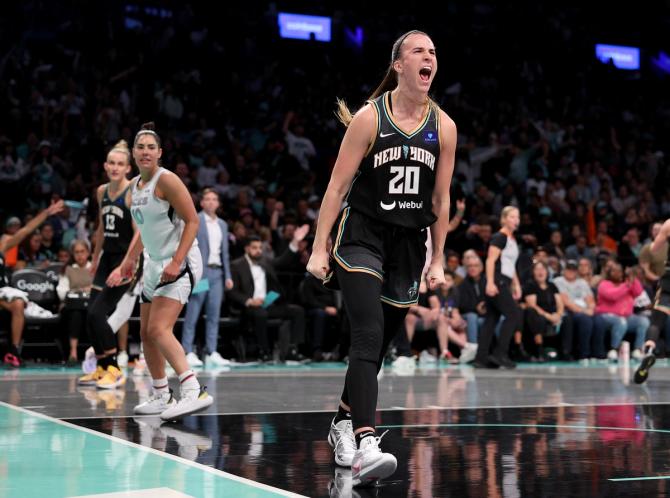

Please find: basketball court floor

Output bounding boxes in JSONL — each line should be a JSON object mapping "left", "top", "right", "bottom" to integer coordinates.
{"left": 3, "top": 360, "right": 670, "bottom": 497}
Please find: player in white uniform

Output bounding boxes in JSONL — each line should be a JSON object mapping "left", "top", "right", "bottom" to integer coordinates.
{"left": 110, "top": 122, "right": 213, "bottom": 420}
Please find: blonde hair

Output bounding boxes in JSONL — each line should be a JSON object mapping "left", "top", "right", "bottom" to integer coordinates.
{"left": 107, "top": 139, "right": 131, "bottom": 164}
{"left": 500, "top": 205, "right": 519, "bottom": 224}
{"left": 336, "top": 30, "right": 438, "bottom": 128}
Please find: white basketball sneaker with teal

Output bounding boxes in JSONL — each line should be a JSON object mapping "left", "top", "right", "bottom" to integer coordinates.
{"left": 351, "top": 432, "right": 397, "bottom": 487}
{"left": 133, "top": 389, "right": 176, "bottom": 415}
{"left": 160, "top": 386, "right": 213, "bottom": 421}
{"left": 328, "top": 418, "right": 356, "bottom": 467}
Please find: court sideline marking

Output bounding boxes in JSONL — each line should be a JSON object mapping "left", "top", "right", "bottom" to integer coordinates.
{"left": 0, "top": 400, "right": 305, "bottom": 498}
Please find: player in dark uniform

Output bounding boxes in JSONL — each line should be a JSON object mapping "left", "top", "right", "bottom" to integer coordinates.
{"left": 635, "top": 218, "right": 670, "bottom": 384}
{"left": 78, "top": 140, "right": 138, "bottom": 389}
{"left": 307, "top": 30, "right": 456, "bottom": 487}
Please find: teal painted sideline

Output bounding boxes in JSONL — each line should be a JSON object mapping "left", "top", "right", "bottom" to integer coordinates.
{"left": 0, "top": 402, "right": 302, "bottom": 498}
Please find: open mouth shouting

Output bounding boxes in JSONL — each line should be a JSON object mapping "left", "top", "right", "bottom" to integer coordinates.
{"left": 419, "top": 65, "right": 433, "bottom": 83}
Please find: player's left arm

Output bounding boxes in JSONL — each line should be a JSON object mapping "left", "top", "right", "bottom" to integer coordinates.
{"left": 158, "top": 172, "right": 199, "bottom": 268}
{"left": 429, "top": 110, "right": 457, "bottom": 266}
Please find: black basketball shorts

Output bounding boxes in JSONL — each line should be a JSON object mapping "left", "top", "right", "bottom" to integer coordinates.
{"left": 653, "top": 272, "right": 670, "bottom": 315}
{"left": 324, "top": 206, "right": 428, "bottom": 307}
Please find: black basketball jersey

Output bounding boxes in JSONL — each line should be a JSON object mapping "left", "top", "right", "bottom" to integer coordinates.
{"left": 100, "top": 184, "right": 133, "bottom": 254}
{"left": 345, "top": 91, "right": 441, "bottom": 229}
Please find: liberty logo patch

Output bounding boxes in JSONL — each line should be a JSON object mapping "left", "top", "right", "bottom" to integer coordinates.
{"left": 402, "top": 145, "right": 409, "bottom": 159}
{"left": 423, "top": 130, "right": 438, "bottom": 143}
{"left": 407, "top": 280, "right": 419, "bottom": 300}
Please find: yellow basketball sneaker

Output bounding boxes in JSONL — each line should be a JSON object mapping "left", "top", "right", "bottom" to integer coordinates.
{"left": 96, "top": 365, "right": 126, "bottom": 390}
{"left": 78, "top": 366, "right": 105, "bottom": 386}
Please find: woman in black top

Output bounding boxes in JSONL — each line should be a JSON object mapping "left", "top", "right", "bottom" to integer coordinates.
{"left": 523, "top": 261, "right": 564, "bottom": 361}
{"left": 474, "top": 206, "right": 523, "bottom": 369}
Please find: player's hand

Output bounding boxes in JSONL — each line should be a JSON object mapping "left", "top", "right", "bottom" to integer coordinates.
{"left": 46, "top": 199, "right": 65, "bottom": 217}
{"left": 107, "top": 265, "right": 129, "bottom": 287}
{"left": 426, "top": 261, "right": 446, "bottom": 290}
{"left": 225, "top": 278, "right": 234, "bottom": 290}
{"left": 307, "top": 249, "right": 330, "bottom": 280}
{"left": 486, "top": 282, "right": 499, "bottom": 297}
{"left": 160, "top": 259, "right": 181, "bottom": 284}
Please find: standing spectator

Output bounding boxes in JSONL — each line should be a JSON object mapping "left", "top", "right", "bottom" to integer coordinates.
{"left": 181, "top": 188, "right": 234, "bottom": 367}
{"left": 57, "top": 240, "right": 93, "bottom": 365}
{"left": 283, "top": 111, "right": 316, "bottom": 172}
{"left": 593, "top": 263, "right": 649, "bottom": 361}
{"left": 553, "top": 260, "right": 595, "bottom": 359}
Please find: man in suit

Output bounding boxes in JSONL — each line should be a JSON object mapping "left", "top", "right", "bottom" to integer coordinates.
{"left": 228, "top": 228, "right": 309, "bottom": 362}
{"left": 181, "top": 188, "right": 233, "bottom": 367}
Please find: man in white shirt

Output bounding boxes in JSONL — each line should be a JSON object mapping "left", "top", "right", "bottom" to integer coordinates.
{"left": 181, "top": 189, "right": 233, "bottom": 367}
{"left": 553, "top": 260, "right": 595, "bottom": 359}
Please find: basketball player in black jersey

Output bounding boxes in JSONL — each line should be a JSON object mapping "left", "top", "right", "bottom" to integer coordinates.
{"left": 635, "top": 218, "right": 670, "bottom": 384}
{"left": 78, "top": 140, "right": 138, "bottom": 389}
{"left": 307, "top": 30, "right": 456, "bottom": 486}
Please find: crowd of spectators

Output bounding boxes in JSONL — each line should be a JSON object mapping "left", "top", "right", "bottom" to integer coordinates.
{"left": 1, "top": 2, "right": 669, "bottom": 364}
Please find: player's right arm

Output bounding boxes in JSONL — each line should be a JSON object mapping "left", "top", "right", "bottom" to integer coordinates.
{"left": 306, "top": 105, "right": 376, "bottom": 280}
{"left": 651, "top": 219, "right": 670, "bottom": 255}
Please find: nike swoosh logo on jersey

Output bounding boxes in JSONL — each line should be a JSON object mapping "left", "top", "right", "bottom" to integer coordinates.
{"left": 380, "top": 201, "right": 396, "bottom": 210}
{"left": 379, "top": 132, "right": 395, "bottom": 138}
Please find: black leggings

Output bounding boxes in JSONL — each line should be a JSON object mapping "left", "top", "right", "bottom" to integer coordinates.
{"left": 336, "top": 266, "right": 408, "bottom": 430}
{"left": 87, "top": 285, "right": 129, "bottom": 355}
{"left": 475, "top": 278, "right": 522, "bottom": 361}
{"left": 646, "top": 309, "right": 669, "bottom": 345}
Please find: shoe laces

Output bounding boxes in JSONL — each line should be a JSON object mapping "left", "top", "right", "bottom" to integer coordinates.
{"left": 333, "top": 420, "right": 356, "bottom": 455}
{"left": 360, "top": 430, "right": 390, "bottom": 453}
{"left": 147, "top": 389, "right": 172, "bottom": 404}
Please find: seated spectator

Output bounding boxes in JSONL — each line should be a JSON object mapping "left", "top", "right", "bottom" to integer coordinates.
{"left": 593, "top": 263, "right": 649, "bottom": 361}
{"left": 57, "top": 240, "right": 93, "bottom": 365}
{"left": 523, "top": 261, "right": 567, "bottom": 361}
{"left": 227, "top": 232, "right": 308, "bottom": 362}
{"left": 618, "top": 227, "right": 642, "bottom": 269}
{"left": 577, "top": 257, "right": 598, "bottom": 291}
{"left": 0, "top": 201, "right": 64, "bottom": 367}
{"left": 553, "top": 260, "right": 595, "bottom": 359}
{"left": 300, "top": 273, "right": 340, "bottom": 361}
{"left": 453, "top": 254, "right": 486, "bottom": 363}
{"left": 546, "top": 230, "right": 566, "bottom": 259}
{"left": 39, "top": 223, "right": 60, "bottom": 261}
{"left": 17, "top": 231, "right": 48, "bottom": 268}
{"left": 1, "top": 217, "right": 22, "bottom": 270}
{"left": 445, "top": 251, "right": 465, "bottom": 282}
{"left": 566, "top": 235, "right": 596, "bottom": 266}
{"left": 437, "top": 271, "right": 468, "bottom": 357}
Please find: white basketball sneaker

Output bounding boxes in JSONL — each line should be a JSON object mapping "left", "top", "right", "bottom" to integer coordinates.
{"left": 351, "top": 432, "right": 397, "bottom": 487}
{"left": 133, "top": 389, "right": 177, "bottom": 415}
{"left": 328, "top": 418, "right": 356, "bottom": 467}
{"left": 160, "top": 386, "right": 214, "bottom": 421}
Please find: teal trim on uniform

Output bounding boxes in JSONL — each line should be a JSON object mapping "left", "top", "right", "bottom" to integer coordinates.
{"left": 0, "top": 401, "right": 302, "bottom": 498}
{"left": 332, "top": 207, "right": 384, "bottom": 280}
{"left": 381, "top": 92, "right": 432, "bottom": 139}
{"left": 380, "top": 295, "right": 419, "bottom": 307}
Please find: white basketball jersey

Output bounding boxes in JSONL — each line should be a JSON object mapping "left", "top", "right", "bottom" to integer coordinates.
{"left": 130, "top": 167, "right": 197, "bottom": 260}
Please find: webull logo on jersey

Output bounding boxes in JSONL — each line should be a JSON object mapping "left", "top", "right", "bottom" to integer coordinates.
{"left": 379, "top": 200, "right": 424, "bottom": 210}
{"left": 373, "top": 146, "right": 435, "bottom": 170}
